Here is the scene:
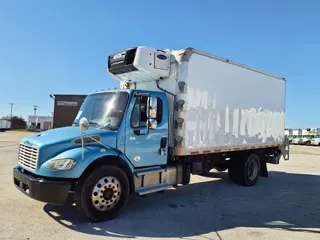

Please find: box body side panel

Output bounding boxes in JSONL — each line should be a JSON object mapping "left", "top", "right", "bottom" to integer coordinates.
{"left": 182, "top": 53, "right": 285, "bottom": 154}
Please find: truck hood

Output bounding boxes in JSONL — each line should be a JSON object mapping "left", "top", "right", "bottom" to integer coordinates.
{"left": 21, "top": 126, "right": 115, "bottom": 147}
{"left": 20, "top": 126, "right": 117, "bottom": 167}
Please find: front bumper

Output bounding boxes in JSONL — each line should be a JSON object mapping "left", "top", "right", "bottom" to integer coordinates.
{"left": 13, "top": 166, "right": 71, "bottom": 205}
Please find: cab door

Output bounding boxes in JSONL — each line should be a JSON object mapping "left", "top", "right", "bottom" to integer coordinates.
{"left": 124, "top": 92, "right": 168, "bottom": 167}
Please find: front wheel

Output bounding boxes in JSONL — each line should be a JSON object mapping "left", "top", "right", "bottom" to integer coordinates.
{"left": 75, "top": 165, "right": 130, "bottom": 222}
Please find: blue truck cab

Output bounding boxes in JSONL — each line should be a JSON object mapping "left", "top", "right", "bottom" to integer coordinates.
{"left": 13, "top": 88, "right": 173, "bottom": 221}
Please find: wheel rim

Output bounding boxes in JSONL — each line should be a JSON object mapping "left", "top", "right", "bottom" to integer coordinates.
{"left": 91, "top": 176, "right": 121, "bottom": 211}
{"left": 247, "top": 159, "right": 258, "bottom": 181}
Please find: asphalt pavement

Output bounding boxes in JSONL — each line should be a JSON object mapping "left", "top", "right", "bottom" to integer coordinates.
{"left": 0, "top": 131, "right": 319, "bottom": 240}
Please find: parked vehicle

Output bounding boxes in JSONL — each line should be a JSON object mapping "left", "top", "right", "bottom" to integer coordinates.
{"left": 291, "top": 135, "right": 315, "bottom": 145}
{"left": 13, "top": 46, "right": 290, "bottom": 222}
{"left": 311, "top": 136, "right": 320, "bottom": 146}
{"left": 299, "top": 135, "right": 315, "bottom": 146}
{"left": 0, "top": 119, "right": 11, "bottom": 132}
{"left": 291, "top": 136, "right": 302, "bottom": 145}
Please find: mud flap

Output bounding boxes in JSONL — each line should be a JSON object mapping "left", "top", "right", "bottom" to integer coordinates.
{"left": 260, "top": 159, "right": 268, "bottom": 177}
{"left": 281, "top": 137, "right": 290, "bottom": 161}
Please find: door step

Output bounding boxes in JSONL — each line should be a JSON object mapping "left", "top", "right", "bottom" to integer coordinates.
{"left": 134, "top": 166, "right": 165, "bottom": 177}
{"left": 135, "top": 183, "right": 172, "bottom": 195}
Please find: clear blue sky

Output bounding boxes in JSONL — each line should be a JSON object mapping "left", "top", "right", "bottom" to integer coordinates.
{"left": 0, "top": 1, "right": 319, "bottom": 128}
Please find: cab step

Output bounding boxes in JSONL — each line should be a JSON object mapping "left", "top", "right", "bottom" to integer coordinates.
{"left": 134, "top": 166, "right": 165, "bottom": 177}
{"left": 135, "top": 183, "right": 172, "bottom": 195}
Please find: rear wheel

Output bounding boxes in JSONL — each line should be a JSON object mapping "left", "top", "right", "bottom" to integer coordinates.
{"left": 75, "top": 165, "right": 130, "bottom": 222}
{"left": 228, "top": 153, "right": 260, "bottom": 186}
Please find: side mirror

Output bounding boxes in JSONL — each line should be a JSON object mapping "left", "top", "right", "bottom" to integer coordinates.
{"left": 148, "top": 119, "right": 157, "bottom": 130}
{"left": 79, "top": 117, "right": 89, "bottom": 132}
{"left": 147, "top": 97, "right": 157, "bottom": 119}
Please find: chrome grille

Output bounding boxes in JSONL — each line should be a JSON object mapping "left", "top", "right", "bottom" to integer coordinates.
{"left": 18, "top": 144, "right": 38, "bottom": 170}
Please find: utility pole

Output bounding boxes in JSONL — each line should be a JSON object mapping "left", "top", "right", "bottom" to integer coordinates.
{"left": 33, "top": 105, "right": 38, "bottom": 132}
{"left": 9, "top": 103, "right": 14, "bottom": 119}
{"left": 33, "top": 105, "right": 38, "bottom": 116}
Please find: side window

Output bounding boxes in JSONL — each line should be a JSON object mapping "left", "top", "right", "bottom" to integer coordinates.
{"left": 131, "top": 96, "right": 163, "bottom": 128}
{"left": 131, "top": 96, "right": 148, "bottom": 128}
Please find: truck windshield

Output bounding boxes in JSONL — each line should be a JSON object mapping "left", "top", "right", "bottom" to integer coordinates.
{"left": 74, "top": 92, "right": 128, "bottom": 130}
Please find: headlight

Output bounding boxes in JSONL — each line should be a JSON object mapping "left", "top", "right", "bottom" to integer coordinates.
{"left": 46, "top": 159, "right": 76, "bottom": 170}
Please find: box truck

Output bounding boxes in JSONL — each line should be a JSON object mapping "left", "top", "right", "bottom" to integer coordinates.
{"left": 0, "top": 119, "right": 11, "bottom": 132}
{"left": 13, "top": 46, "right": 289, "bottom": 222}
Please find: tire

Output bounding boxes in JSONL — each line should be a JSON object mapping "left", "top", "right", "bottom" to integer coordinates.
{"left": 306, "top": 141, "right": 311, "bottom": 146}
{"left": 228, "top": 153, "right": 260, "bottom": 186}
{"left": 75, "top": 165, "right": 130, "bottom": 222}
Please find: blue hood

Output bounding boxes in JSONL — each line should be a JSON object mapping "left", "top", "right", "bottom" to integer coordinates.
{"left": 22, "top": 126, "right": 115, "bottom": 147}
{"left": 21, "top": 126, "right": 117, "bottom": 167}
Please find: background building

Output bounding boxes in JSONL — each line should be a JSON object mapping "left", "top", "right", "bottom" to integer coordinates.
{"left": 52, "top": 94, "right": 87, "bottom": 128}
{"left": 28, "top": 116, "right": 53, "bottom": 130}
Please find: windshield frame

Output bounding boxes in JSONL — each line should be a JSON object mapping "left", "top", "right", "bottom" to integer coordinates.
{"left": 74, "top": 91, "right": 130, "bottom": 131}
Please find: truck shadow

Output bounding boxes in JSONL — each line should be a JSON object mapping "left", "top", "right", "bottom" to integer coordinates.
{"left": 43, "top": 171, "right": 320, "bottom": 238}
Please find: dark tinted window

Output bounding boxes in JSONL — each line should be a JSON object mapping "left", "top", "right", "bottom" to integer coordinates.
{"left": 131, "top": 96, "right": 162, "bottom": 128}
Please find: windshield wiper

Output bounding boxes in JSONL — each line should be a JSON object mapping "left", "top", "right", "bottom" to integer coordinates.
{"left": 103, "top": 125, "right": 116, "bottom": 130}
{"left": 73, "top": 121, "right": 111, "bottom": 130}
{"left": 88, "top": 121, "right": 105, "bottom": 129}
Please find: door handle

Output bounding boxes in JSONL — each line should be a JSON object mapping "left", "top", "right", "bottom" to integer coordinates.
{"left": 160, "top": 137, "right": 167, "bottom": 148}
{"left": 159, "top": 137, "right": 167, "bottom": 156}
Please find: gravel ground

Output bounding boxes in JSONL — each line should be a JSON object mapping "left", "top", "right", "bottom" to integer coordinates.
{"left": 0, "top": 131, "right": 319, "bottom": 240}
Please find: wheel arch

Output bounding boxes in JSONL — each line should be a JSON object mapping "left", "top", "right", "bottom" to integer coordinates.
{"left": 80, "top": 155, "right": 135, "bottom": 194}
